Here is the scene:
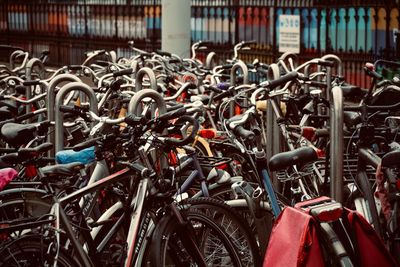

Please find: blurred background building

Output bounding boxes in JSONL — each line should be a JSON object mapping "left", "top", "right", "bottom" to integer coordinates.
{"left": 0, "top": 0, "right": 399, "bottom": 88}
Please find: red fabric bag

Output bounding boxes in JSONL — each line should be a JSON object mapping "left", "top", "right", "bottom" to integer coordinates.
{"left": 263, "top": 196, "right": 398, "bottom": 267}
{"left": 263, "top": 206, "right": 324, "bottom": 267}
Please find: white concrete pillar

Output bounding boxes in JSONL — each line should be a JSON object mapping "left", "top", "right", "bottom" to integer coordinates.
{"left": 161, "top": 0, "right": 190, "bottom": 58}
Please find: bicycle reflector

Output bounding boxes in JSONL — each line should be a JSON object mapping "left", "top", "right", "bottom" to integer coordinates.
{"left": 198, "top": 129, "right": 216, "bottom": 139}
{"left": 309, "top": 202, "right": 343, "bottom": 223}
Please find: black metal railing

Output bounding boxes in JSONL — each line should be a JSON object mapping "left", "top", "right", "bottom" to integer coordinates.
{"left": 0, "top": 0, "right": 399, "bottom": 88}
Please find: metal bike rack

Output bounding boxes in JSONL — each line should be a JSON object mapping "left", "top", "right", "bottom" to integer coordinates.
{"left": 205, "top": 51, "right": 217, "bottom": 69}
{"left": 128, "top": 88, "right": 167, "bottom": 116}
{"left": 47, "top": 74, "right": 82, "bottom": 156}
{"left": 25, "top": 58, "right": 45, "bottom": 116}
{"left": 230, "top": 61, "right": 249, "bottom": 117}
{"left": 230, "top": 60, "right": 249, "bottom": 86}
{"left": 9, "top": 50, "right": 28, "bottom": 71}
{"left": 330, "top": 85, "right": 344, "bottom": 202}
{"left": 54, "top": 82, "right": 98, "bottom": 154}
{"left": 128, "top": 89, "right": 168, "bottom": 170}
{"left": 134, "top": 67, "right": 157, "bottom": 92}
{"left": 266, "top": 63, "right": 281, "bottom": 187}
{"left": 320, "top": 54, "right": 344, "bottom": 79}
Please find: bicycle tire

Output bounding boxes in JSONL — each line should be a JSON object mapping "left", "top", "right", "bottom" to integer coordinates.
{"left": 183, "top": 197, "right": 261, "bottom": 267}
{"left": 356, "top": 170, "right": 383, "bottom": 237}
{"left": 149, "top": 208, "right": 243, "bottom": 267}
{"left": 0, "top": 235, "right": 81, "bottom": 267}
{"left": 0, "top": 191, "right": 51, "bottom": 222}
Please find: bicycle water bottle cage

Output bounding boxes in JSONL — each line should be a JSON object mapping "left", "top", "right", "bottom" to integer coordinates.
{"left": 295, "top": 196, "right": 343, "bottom": 223}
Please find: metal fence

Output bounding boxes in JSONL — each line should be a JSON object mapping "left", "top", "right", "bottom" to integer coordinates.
{"left": 0, "top": 0, "right": 399, "bottom": 88}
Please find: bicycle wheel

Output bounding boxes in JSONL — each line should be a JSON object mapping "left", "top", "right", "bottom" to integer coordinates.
{"left": 184, "top": 197, "right": 261, "bottom": 267}
{"left": 149, "top": 209, "right": 242, "bottom": 267}
{"left": 0, "top": 191, "right": 51, "bottom": 221}
{"left": 0, "top": 235, "right": 81, "bottom": 267}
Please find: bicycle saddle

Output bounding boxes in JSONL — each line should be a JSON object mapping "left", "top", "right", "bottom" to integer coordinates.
{"left": 1, "top": 122, "right": 36, "bottom": 147}
{"left": 40, "top": 162, "right": 85, "bottom": 177}
{"left": 381, "top": 150, "right": 400, "bottom": 168}
{"left": 340, "top": 84, "right": 364, "bottom": 98}
{"left": 269, "top": 146, "right": 318, "bottom": 172}
{"left": 0, "top": 107, "right": 13, "bottom": 120}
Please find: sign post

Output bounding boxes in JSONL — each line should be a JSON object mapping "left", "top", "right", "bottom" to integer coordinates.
{"left": 279, "top": 14, "right": 300, "bottom": 54}
{"left": 161, "top": 0, "right": 190, "bottom": 58}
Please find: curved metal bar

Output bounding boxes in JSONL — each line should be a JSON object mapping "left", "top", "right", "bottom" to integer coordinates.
{"left": 54, "top": 82, "right": 98, "bottom": 154}
{"left": 47, "top": 74, "right": 82, "bottom": 156}
{"left": 330, "top": 85, "right": 344, "bottom": 203}
{"left": 135, "top": 67, "right": 157, "bottom": 92}
{"left": 128, "top": 88, "right": 167, "bottom": 116}
{"left": 47, "top": 74, "right": 82, "bottom": 123}
{"left": 205, "top": 52, "right": 217, "bottom": 69}
{"left": 303, "top": 64, "right": 311, "bottom": 93}
{"left": 266, "top": 63, "right": 282, "bottom": 189}
{"left": 10, "top": 50, "right": 28, "bottom": 71}
{"left": 229, "top": 61, "right": 249, "bottom": 116}
{"left": 267, "top": 63, "right": 280, "bottom": 82}
{"left": 230, "top": 60, "right": 249, "bottom": 86}
{"left": 25, "top": 58, "right": 46, "bottom": 117}
{"left": 320, "top": 54, "right": 344, "bottom": 78}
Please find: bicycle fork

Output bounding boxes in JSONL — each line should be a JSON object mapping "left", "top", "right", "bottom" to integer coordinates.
{"left": 231, "top": 181, "right": 272, "bottom": 255}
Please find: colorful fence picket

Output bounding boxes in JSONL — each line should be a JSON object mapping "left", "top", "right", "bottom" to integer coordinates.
{"left": 0, "top": 0, "right": 399, "bottom": 88}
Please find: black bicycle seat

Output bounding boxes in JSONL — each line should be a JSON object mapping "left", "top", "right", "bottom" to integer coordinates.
{"left": 1, "top": 122, "right": 37, "bottom": 147}
{"left": 269, "top": 147, "right": 318, "bottom": 172}
{"left": 40, "top": 162, "right": 85, "bottom": 177}
{"left": 381, "top": 150, "right": 400, "bottom": 168}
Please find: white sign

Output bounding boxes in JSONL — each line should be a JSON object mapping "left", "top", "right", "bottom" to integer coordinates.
{"left": 279, "top": 15, "right": 300, "bottom": 54}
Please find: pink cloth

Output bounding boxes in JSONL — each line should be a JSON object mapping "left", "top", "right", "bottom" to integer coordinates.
{"left": 375, "top": 164, "right": 392, "bottom": 221}
{"left": 0, "top": 168, "right": 18, "bottom": 191}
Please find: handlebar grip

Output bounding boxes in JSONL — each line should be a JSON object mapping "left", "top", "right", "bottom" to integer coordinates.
{"left": 129, "top": 162, "right": 151, "bottom": 178}
{"left": 68, "top": 65, "right": 83, "bottom": 71}
{"left": 242, "top": 40, "right": 257, "bottom": 46}
{"left": 15, "top": 112, "right": 38, "bottom": 122}
{"left": 199, "top": 41, "right": 212, "bottom": 47}
{"left": 125, "top": 114, "right": 146, "bottom": 126}
{"left": 317, "top": 60, "right": 335, "bottom": 68}
{"left": 364, "top": 67, "right": 382, "bottom": 80}
{"left": 23, "top": 80, "right": 41, "bottom": 86}
{"left": 315, "top": 128, "right": 329, "bottom": 137}
{"left": 113, "top": 68, "right": 133, "bottom": 77}
{"left": 139, "top": 52, "right": 153, "bottom": 58}
{"left": 156, "top": 50, "right": 172, "bottom": 57}
{"left": 234, "top": 125, "right": 255, "bottom": 141}
{"left": 166, "top": 103, "right": 185, "bottom": 112}
{"left": 157, "top": 107, "right": 187, "bottom": 122}
{"left": 268, "top": 71, "right": 298, "bottom": 89}
{"left": 204, "top": 85, "right": 223, "bottom": 93}
{"left": 308, "top": 81, "right": 328, "bottom": 88}
{"left": 164, "top": 115, "right": 200, "bottom": 146}
{"left": 221, "top": 64, "right": 234, "bottom": 70}
{"left": 214, "top": 87, "right": 234, "bottom": 101}
{"left": 73, "top": 137, "right": 101, "bottom": 152}
{"left": 168, "top": 58, "right": 181, "bottom": 64}
{"left": 256, "top": 68, "right": 268, "bottom": 76}
{"left": 59, "top": 105, "right": 76, "bottom": 113}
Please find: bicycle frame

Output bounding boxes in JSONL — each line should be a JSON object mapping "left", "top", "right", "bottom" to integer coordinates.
{"left": 48, "top": 166, "right": 148, "bottom": 267}
{"left": 355, "top": 147, "right": 383, "bottom": 237}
